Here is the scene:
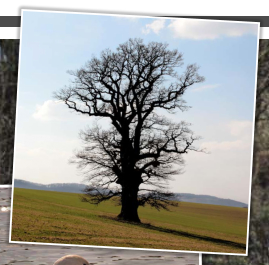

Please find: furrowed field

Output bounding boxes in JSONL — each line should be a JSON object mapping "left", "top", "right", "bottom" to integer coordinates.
{"left": 11, "top": 188, "right": 248, "bottom": 253}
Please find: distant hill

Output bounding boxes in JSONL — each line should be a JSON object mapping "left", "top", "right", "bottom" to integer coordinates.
{"left": 173, "top": 193, "right": 248, "bottom": 208}
{"left": 14, "top": 179, "right": 86, "bottom": 194}
{"left": 14, "top": 179, "right": 248, "bottom": 208}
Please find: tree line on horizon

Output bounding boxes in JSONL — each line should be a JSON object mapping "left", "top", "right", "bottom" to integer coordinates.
{"left": 14, "top": 178, "right": 248, "bottom": 208}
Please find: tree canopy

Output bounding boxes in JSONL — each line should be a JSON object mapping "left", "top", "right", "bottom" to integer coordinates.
{"left": 56, "top": 38, "right": 204, "bottom": 222}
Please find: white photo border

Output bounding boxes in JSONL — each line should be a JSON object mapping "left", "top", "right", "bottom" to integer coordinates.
{"left": 2, "top": 9, "right": 261, "bottom": 257}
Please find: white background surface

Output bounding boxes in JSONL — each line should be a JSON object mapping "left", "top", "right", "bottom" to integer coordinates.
{"left": 0, "top": 1, "right": 269, "bottom": 16}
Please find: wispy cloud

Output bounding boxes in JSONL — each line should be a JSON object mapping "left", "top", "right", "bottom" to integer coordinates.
{"left": 228, "top": 120, "right": 253, "bottom": 137}
{"left": 142, "top": 19, "right": 166, "bottom": 35}
{"left": 168, "top": 19, "right": 258, "bottom": 40}
{"left": 192, "top": 84, "right": 220, "bottom": 92}
{"left": 200, "top": 120, "right": 253, "bottom": 152}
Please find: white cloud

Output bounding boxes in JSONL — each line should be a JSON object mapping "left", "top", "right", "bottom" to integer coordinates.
{"left": 192, "top": 84, "right": 220, "bottom": 92}
{"left": 32, "top": 99, "right": 111, "bottom": 130}
{"left": 200, "top": 120, "right": 253, "bottom": 152}
{"left": 228, "top": 120, "right": 253, "bottom": 137}
{"left": 168, "top": 19, "right": 258, "bottom": 40}
{"left": 32, "top": 100, "right": 67, "bottom": 121}
{"left": 32, "top": 99, "right": 89, "bottom": 122}
{"left": 200, "top": 139, "right": 247, "bottom": 151}
{"left": 142, "top": 19, "right": 166, "bottom": 35}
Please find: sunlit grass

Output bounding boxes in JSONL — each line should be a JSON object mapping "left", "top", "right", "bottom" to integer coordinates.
{"left": 11, "top": 188, "right": 248, "bottom": 253}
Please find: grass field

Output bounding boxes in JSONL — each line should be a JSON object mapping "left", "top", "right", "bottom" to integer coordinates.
{"left": 11, "top": 188, "right": 248, "bottom": 253}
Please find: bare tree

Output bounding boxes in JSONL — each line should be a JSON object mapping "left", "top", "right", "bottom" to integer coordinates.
{"left": 55, "top": 38, "right": 204, "bottom": 222}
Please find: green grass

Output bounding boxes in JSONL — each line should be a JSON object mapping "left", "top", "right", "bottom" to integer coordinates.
{"left": 11, "top": 188, "right": 248, "bottom": 253}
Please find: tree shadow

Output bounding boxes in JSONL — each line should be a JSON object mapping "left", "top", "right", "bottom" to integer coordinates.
{"left": 100, "top": 215, "right": 246, "bottom": 251}
{"left": 138, "top": 222, "right": 246, "bottom": 251}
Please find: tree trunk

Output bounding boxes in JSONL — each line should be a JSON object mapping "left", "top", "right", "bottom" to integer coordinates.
{"left": 118, "top": 129, "right": 142, "bottom": 222}
{"left": 118, "top": 185, "right": 140, "bottom": 223}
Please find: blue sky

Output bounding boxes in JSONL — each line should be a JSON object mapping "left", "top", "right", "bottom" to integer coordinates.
{"left": 14, "top": 11, "right": 259, "bottom": 204}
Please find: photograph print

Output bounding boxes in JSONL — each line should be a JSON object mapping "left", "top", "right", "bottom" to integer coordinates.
{"left": 10, "top": 10, "right": 259, "bottom": 255}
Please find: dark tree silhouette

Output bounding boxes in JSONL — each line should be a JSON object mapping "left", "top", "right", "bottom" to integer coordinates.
{"left": 55, "top": 38, "right": 204, "bottom": 222}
